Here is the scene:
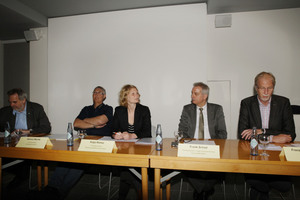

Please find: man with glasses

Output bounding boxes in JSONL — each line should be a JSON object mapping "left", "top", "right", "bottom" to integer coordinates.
{"left": 73, "top": 86, "right": 113, "bottom": 136}
{"left": 238, "top": 71, "right": 295, "bottom": 143}
{"left": 238, "top": 72, "right": 296, "bottom": 200}
{"left": 30, "top": 86, "right": 113, "bottom": 200}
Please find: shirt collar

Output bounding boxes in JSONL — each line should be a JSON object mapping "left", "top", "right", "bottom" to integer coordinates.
{"left": 257, "top": 95, "right": 271, "bottom": 107}
{"left": 13, "top": 102, "right": 27, "bottom": 115}
{"left": 197, "top": 103, "right": 207, "bottom": 110}
{"left": 94, "top": 103, "right": 103, "bottom": 109}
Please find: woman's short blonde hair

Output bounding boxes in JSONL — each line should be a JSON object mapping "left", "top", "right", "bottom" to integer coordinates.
{"left": 119, "top": 84, "right": 138, "bottom": 107}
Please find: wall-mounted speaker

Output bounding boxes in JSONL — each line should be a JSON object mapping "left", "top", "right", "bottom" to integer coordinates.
{"left": 24, "top": 30, "right": 42, "bottom": 41}
{"left": 215, "top": 14, "right": 232, "bottom": 28}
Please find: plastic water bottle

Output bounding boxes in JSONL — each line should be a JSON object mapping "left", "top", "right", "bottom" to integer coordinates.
{"left": 155, "top": 124, "right": 163, "bottom": 151}
{"left": 67, "top": 122, "right": 74, "bottom": 146}
{"left": 4, "top": 122, "right": 11, "bottom": 144}
{"left": 250, "top": 127, "right": 258, "bottom": 156}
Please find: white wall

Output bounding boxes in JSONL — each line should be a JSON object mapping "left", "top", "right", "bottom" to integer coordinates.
{"left": 207, "top": 8, "right": 300, "bottom": 140}
{"left": 29, "top": 4, "right": 300, "bottom": 139}
{"left": 47, "top": 4, "right": 207, "bottom": 135}
{"left": 30, "top": 27, "right": 48, "bottom": 113}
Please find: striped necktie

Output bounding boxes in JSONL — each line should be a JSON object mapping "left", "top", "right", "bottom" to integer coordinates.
{"left": 198, "top": 108, "right": 204, "bottom": 139}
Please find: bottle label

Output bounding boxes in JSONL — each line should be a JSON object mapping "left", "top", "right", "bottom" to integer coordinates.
{"left": 250, "top": 139, "right": 258, "bottom": 148}
{"left": 4, "top": 130, "right": 10, "bottom": 137}
{"left": 67, "top": 132, "right": 72, "bottom": 140}
{"left": 156, "top": 135, "right": 162, "bottom": 144}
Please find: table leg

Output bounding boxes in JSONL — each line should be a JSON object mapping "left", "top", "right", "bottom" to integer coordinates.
{"left": 37, "top": 165, "right": 42, "bottom": 191}
{"left": 44, "top": 165, "right": 48, "bottom": 187}
{"left": 154, "top": 168, "right": 161, "bottom": 200}
{"left": 0, "top": 157, "right": 2, "bottom": 199}
{"left": 141, "top": 167, "right": 148, "bottom": 200}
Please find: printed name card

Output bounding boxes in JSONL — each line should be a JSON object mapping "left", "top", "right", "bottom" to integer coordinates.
{"left": 16, "top": 137, "right": 53, "bottom": 149}
{"left": 177, "top": 143, "right": 220, "bottom": 158}
{"left": 78, "top": 139, "right": 117, "bottom": 153}
{"left": 281, "top": 147, "right": 300, "bottom": 162}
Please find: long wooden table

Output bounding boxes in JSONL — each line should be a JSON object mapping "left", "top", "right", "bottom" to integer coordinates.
{"left": 150, "top": 139, "right": 300, "bottom": 200}
{"left": 0, "top": 136, "right": 154, "bottom": 200}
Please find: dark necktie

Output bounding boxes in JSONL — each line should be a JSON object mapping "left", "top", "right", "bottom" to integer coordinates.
{"left": 198, "top": 108, "right": 204, "bottom": 139}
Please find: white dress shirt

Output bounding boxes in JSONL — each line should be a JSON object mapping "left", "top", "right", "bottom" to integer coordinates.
{"left": 193, "top": 103, "right": 210, "bottom": 139}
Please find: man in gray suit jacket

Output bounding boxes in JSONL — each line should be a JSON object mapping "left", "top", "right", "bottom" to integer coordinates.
{"left": 179, "top": 82, "right": 227, "bottom": 139}
{"left": 178, "top": 82, "right": 227, "bottom": 200}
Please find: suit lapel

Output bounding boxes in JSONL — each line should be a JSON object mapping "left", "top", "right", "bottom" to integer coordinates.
{"left": 9, "top": 107, "right": 16, "bottom": 129}
{"left": 124, "top": 107, "right": 129, "bottom": 126}
{"left": 207, "top": 103, "right": 213, "bottom": 138}
{"left": 251, "top": 97, "right": 262, "bottom": 128}
{"left": 191, "top": 104, "right": 197, "bottom": 135}
{"left": 134, "top": 104, "right": 139, "bottom": 125}
{"left": 26, "top": 102, "right": 33, "bottom": 129}
{"left": 269, "top": 96, "right": 277, "bottom": 128}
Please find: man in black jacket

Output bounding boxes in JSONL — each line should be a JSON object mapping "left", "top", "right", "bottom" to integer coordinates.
{"left": 238, "top": 72, "right": 295, "bottom": 200}
{"left": 0, "top": 88, "right": 51, "bottom": 189}
{"left": 0, "top": 88, "right": 51, "bottom": 134}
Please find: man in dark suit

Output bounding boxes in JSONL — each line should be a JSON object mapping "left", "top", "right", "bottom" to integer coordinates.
{"left": 0, "top": 88, "right": 51, "bottom": 135}
{"left": 238, "top": 71, "right": 295, "bottom": 200}
{"left": 0, "top": 88, "right": 51, "bottom": 189}
{"left": 238, "top": 72, "right": 295, "bottom": 143}
{"left": 179, "top": 82, "right": 227, "bottom": 200}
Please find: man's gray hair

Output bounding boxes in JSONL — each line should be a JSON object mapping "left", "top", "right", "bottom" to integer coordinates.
{"left": 94, "top": 86, "right": 106, "bottom": 95}
{"left": 193, "top": 82, "right": 209, "bottom": 96}
{"left": 7, "top": 88, "right": 27, "bottom": 100}
{"left": 254, "top": 71, "right": 276, "bottom": 88}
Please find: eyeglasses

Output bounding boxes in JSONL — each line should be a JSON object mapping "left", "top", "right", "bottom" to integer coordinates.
{"left": 93, "top": 92, "right": 104, "bottom": 95}
{"left": 258, "top": 87, "right": 274, "bottom": 91}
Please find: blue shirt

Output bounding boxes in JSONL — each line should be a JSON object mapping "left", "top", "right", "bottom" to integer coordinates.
{"left": 13, "top": 103, "right": 28, "bottom": 130}
{"left": 76, "top": 103, "right": 113, "bottom": 136}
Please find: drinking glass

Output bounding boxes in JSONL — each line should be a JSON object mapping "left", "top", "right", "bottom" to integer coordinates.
{"left": 174, "top": 130, "right": 183, "bottom": 143}
{"left": 77, "top": 129, "right": 87, "bottom": 139}
{"left": 259, "top": 134, "right": 270, "bottom": 156}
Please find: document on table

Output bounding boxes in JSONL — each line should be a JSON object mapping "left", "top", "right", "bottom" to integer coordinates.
{"left": 259, "top": 144, "right": 282, "bottom": 151}
{"left": 99, "top": 136, "right": 138, "bottom": 142}
{"left": 135, "top": 137, "right": 156, "bottom": 145}
{"left": 288, "top": 144, "right": 300, "bottom": 147}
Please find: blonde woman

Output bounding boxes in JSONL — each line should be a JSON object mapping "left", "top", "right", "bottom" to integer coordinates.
{"left": 112, "top": 84, "right": 152, "bottom": 200}
{"left": 112, "top": 84, "right": 151, "bottom": 139}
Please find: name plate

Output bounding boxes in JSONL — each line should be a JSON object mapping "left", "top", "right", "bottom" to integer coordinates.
{"left": 178, "top": 143, "right": 220, "bottom": 158}
{"left": 16, "top": 137, "right": 53, "bottom": 149}
{"left": 281, "top": 147, "right": 300, "bottom": 162}
{"left": 78, "top": 139, "right": 117, "bottom": 153}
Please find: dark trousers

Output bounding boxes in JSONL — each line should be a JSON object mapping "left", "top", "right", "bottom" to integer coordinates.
{"left": 118, "top": 168, "right": 142, "bottom": 200}
{"left": 3, "top": 158, "right": 30, "bottom": 181}
{"left": 246, "top": 174, "right": 292, "bottom": 200}
{"left": 184, "top": 171, "right": 220, "bottom": 194}
{"left": 47, "top": 163, "right": 85, "bottom": 198}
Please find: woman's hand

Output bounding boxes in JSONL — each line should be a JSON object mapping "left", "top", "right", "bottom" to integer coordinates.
{"left": 121, "top": 132, "right": 131, "bottom": 140}
{"left": 112, "top": 132, "right": 123, "bottom": 140}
